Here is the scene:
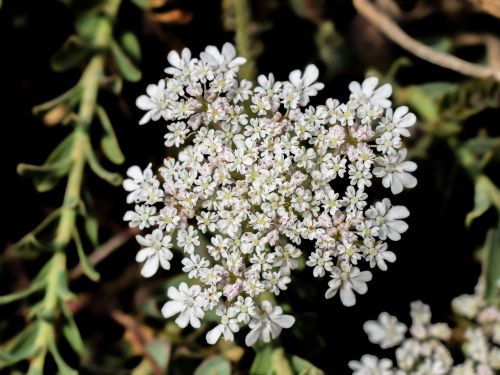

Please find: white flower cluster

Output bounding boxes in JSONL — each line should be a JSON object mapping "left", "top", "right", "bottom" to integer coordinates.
{"left": 349, "top": 293, "right": 500, "bottom": 374}
{"left": 123, "top": 42, "right": 417, "bottom": 346}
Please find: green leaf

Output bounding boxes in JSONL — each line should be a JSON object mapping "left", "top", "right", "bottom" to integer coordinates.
{"left": 0, "top": 279, "right": 46, "bottom": 305}
{"left": 110, "top": 40, "right": 142, "bottom": 82}
{"left": 128, "top": 0, "right": 148, "bottom": 9}
{"left": 56, "top": 268, "right": 74, "bottom": 301}
{"left": 483, "top": 225, "right": 500, "bottom": 303}
{"left": 145, "top": 340, "right": 171, "bottom": 372}
{"left": 18, "top": 132, "right": 75, "bottom": 192}
{"left": 0, "top": 323, "right": 40, "bottom": 367}
{"left": 73, "top": 229, "right": 100, "bottom": 282}
{"left": 75, "top": 11, "right": 101, "bottom": 42}
{"left": 250, "top": 346, "right": 273, "bottom": 375}
{"left": 290, "top": 356, "right": 324, "bottom": 375}
{"left": 85, "top": 144, "right": 122, "bottom": 186}
{"left": 51, "top": 35, "right": 89, "bottom": 72}
{"left": 80, "top": 188, "right": 99, "bottom": 247}
{"left": 121, "top": 31, "right": 141, "bottom": 62}
{"left": 48, "top": 339, "right": 78, "bottom": 375}
{"left": 97, "top": 106, "right": 125, "bottom": 165}
{"left": 32, "top": 85, "right": 80, "bottom": 115}
{"left": 61, "top": 302, "right": 85, "bottom": 355}
{"left": 194, "top": 355, "right": 231, "bottom": 375}
{"left": 466, "top": 175, "right": 500, "bottom": 226}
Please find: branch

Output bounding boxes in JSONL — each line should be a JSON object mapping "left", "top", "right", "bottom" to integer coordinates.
{"left": 352, "top": 0, "right": 500, "bottom": 81}
{"left": 69, "top": 228, "right": 138, "bottom": 280}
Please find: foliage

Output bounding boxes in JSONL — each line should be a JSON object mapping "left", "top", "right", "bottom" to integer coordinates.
{"left": 1, "top": 0, "right": 500, "bottom": 373}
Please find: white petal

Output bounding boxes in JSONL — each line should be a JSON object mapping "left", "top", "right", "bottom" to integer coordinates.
{"left": 140, "top": 253, "right": 159, "bottom": 278}
{"left": 206, "top": 324, "right": 224, "bottom": 345}
{"left": 245, "top": 326, "right": 261, "bottom": 347}
{"left": 302, "top": 65, "right": 319, "bottom": 86}
{"left": 271, "top": 314, "right": 295, "bottom": 329}
{"left": 161, "top": 300, "right": 184, "bottom": 318}
{"left": 340, "top": 284, "right": 356, "bottom": 307}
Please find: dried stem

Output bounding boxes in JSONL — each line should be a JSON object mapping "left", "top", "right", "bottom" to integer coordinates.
{"left": 353, "top": 0, "right": 500, "bottom": 81}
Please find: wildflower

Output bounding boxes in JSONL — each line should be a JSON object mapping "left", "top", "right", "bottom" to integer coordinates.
{"left": 135, "top": 229, "right": 173, "bottom": 277}
{"left": 161, "top": 282, "right": 205, "bottom": 328}
{"left": 364, "top": 312, "right": 407, "bottom": 349}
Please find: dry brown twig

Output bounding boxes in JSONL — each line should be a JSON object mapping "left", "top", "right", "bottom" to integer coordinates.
{"left": 353, "top": 0, "right": 500, "bottom": 81}
{"left": 69, "top": 227, "right": 138, "bottom": 280}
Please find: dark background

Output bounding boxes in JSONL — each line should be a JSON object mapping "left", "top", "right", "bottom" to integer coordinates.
{"left": 1, "top": 0, "right": 492, "bottom": 373}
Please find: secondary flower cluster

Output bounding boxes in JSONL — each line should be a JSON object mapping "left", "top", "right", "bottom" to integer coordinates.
{"left": 123, "top": 42, "right": 417, "bottom": 346}
{"left": 349, "top": 291, "right": 500, "bottom": 374}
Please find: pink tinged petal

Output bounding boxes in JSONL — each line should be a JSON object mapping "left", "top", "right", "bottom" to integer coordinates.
{"left": 161, "top": 300, "right": 184, "bottom": 318}
{"left": 206, "top": 324, "right": 225, "bottom": 345}
{"left": 302, "top": 65, "right": 319, "bottom": 86}
{"left": 140, "top": 253, "right": 159, "bottom": 278}
{"left": 175, "top": 309, "right": 190, "bottom": 328}
{"left": 340, "top": 284, "right": 356, "bottom": 307}
{"left": 271, "top": 314, "right": 295, "bottom": 329}
{"left": 245, "top": 325, "right": 261, "bottom": 346}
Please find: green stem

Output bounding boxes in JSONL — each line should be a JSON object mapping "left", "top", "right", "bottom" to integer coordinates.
{"left": 28, "top": 0, "right": 122, "bottom": 371}
{"left": 234, "top": 0, "right": 255, "bottom": 82}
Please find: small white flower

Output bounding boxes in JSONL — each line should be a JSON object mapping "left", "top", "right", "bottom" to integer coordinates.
{"left": 325, "top": 263, "right": 372, "bottom": 306}
{"left": 135, "top": 229, "right": 173, "bottom": 277}
{"left": 164, "top": 121, "right": 189, "bottom": 147}
{"left": 364, "top": 312, "right": 407, "bottom": 349}
{"left": 245, "top": 300, "right": 295, "bottom": 346}
{"left": 136, "top": 79, "right": 170, "bottom": 125}
{"left": 161, "top": 282, "right": 205, "bottom": 328}
{"left": 176, "top": 225, "right": 200, "bottom": 254}
{"left": 206, "top": 305, "right": 240, "bottom": 344}
{"left": 373, "top": 149, "right": 417, "bottom": 195}
{"left": 366, "top": 199, "right": 409, "bottom": 241}
{"left": 377, "top": 106, "right": 416, "bottom": 138}
{"left": 349, "top": 354, "right": 395, "bottom": 375}
{"left": 288, "top": 64, "right": 325, "bottom": 107}
{"left": 306, "top": 249, "right": 333, "bottom": 277}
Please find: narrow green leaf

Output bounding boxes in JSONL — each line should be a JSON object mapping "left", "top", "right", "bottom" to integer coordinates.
{"left": 194, "top": 355, "right": 231, "bottom": 375}
{"left": 0, "top": 280, "right": 46, "bottom": 305}
{"left": 290, "top": 355, "right": 324, "bottom": 375}
{"left": 97, "top": 106, "right": 125, "bottom": 165}
{"left": 483, "top": 225, "right": 500, "bottom": 303}
{"left": 61, "top": 302, "right": 85, "bottom": 355}
{"left": 56, "top": 268, "right": 74, "bottom": 301}
{"left": 270, "top": 348, "right": 293, "bottom": 375}
{"left": 85, "top": 144, "right": 122, "bottom": 186}
{"left": 145, "top": 340, "right": 171, "bottom": 372}
{"left": 110, "top": 40, "right": 142, "bottom": 82}
{"left": 51, "top": 35, "right": 89, "bottom": 72}
{"left": 466, "top": 175, "right": 500, "bottom": 226}
{"left": 121, "top": 31, "right": 141, "bottom": 62}
{"left": 250, "top": 346, "right": 273, "bottom": 375}
{"left": 73, "top": 229, "right": 100, "bottom": 282}
{"left": 128, "top": 0, "right": 148, "bottom": 9}
{"left": 80, "top": 188, "right": 99, "bottom": 247}
{"left": 75, "top": 12, "right": 101, "bottom": 42}
{"left": 48, "top": 340, "right": 78, "bottom": 375}
{"left": 0, "top": 323, "right": 40, "bottom": 366}
{"left": 17, "top": 159, "right": 72, "bottom": 192}
{"left": 32, "top": 85, "right": 80, "bottom": 115}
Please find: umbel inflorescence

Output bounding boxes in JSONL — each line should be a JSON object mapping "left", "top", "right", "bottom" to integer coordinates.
{"left": 123, "top": 42, "right": 418, "bottom": 346}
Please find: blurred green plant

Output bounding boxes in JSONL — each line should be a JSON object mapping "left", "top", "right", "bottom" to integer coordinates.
{"left": 0, "top": 0, "right": 142, "bottom": 372}
{"left": 390, "top": 73, "right": 500, "bottom": 305}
